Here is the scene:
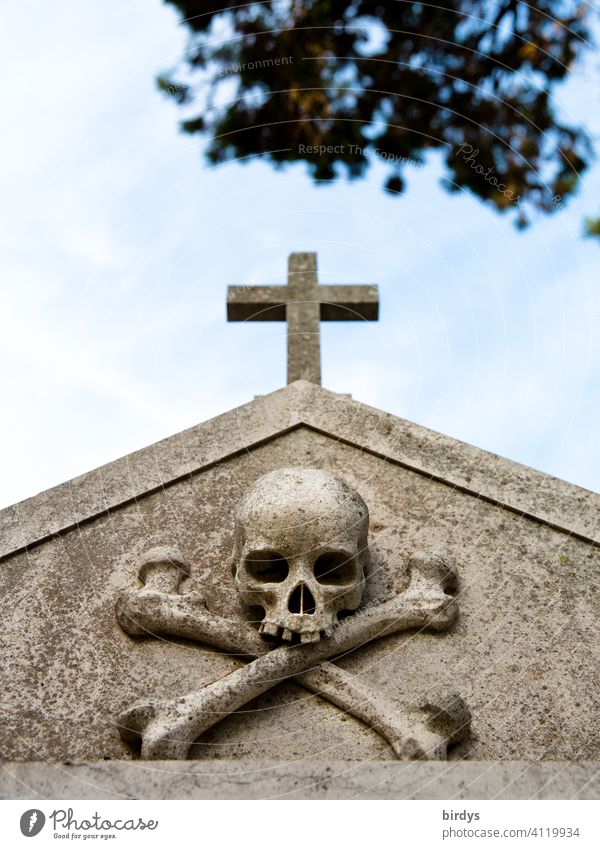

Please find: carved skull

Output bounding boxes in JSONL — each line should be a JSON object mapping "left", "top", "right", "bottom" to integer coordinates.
{"left": 233, "top": 468, "right": 370, "bottom": 643}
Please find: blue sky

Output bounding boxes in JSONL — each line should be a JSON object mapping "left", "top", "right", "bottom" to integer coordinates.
{"left": 1, "top": 1, "right": 599, "bottom": 509}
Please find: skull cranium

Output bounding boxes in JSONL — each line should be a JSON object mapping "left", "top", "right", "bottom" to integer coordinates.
{"left": 233, "top": 468, "right": 370, "bottom": 643}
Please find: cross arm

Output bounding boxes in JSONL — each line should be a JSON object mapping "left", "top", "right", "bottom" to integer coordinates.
{"left": 227, "top": 286, "right": 287, "bottom": 321}
{"left": 227, "top": 283, "right": 379, "bottom": 322}
{"left": 318, "top": 285, "right": 379, "bottom": 321}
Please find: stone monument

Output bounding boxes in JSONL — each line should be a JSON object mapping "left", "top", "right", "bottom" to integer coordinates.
{"left": 0, "top": 252, "right": 598, "bottom": 799}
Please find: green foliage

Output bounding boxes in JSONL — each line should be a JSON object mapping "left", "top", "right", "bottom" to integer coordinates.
{"left": 161, "top": 1, "right": 595, "bottom": 225}
{"left": 584, "top": 216, "right": 600, "bottom": 237}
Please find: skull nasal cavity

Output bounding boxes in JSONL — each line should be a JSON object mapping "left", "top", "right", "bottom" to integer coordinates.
{"left": 288, "top": 583, "right": 316, "bottom": 615}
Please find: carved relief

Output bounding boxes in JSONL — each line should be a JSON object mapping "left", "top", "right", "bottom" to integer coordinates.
{"left": 115, "top": 468, "right": 470, "bottom": 759}
{"left": 234, "top": 468, "right": 369, "bottom": 641}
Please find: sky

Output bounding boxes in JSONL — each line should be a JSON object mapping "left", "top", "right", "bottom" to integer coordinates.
{"left": 0, "top": 1, "right": 599, "bottom": 510}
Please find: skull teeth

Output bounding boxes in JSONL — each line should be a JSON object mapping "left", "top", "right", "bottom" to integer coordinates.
{"left": 258, "top": 623, "right": 327, "bottom": 643}
{"left": 300, "top": 630, "right": 321, "bottom": 644}
{"left": 259, "top": 621, "right": 282, "bottom": 638}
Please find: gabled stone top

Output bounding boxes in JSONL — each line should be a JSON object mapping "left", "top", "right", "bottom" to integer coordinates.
{"left": 1, "top": 380, "right": 598, "bottom": 563}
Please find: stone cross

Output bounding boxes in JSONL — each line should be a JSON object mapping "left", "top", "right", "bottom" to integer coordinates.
{"left": 227, "top": 252, "right": 379, "bottom": 384}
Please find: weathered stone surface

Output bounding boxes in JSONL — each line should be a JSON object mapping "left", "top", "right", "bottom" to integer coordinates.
{"left": 0, "top": 761, "right": 598, "bottom": 800}
{"left": 0, "top": 382, "right": 598, "bottom": 768}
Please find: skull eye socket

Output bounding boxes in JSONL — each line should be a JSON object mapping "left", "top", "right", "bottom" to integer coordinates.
{"left": 244, "top": 551, "right": 289, "bottom": 583}
{"left": 313, "top": 552, "right": 358, "bottom": 585}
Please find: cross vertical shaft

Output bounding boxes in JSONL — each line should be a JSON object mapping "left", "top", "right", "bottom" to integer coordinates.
{"left": 286, "top": 253, "right": 321, "bottom": 384}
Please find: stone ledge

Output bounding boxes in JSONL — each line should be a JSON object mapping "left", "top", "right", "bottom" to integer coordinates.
{"left": 0, "top": 761, "right": 598, "bottom": 800}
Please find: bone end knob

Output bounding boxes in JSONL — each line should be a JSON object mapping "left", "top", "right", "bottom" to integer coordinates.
{"left": 420, "top": 690, "right": 471, "bottom": 746}
{"left": 138, "top": 546, "right": 191, "bottom": 595}
{"left": 409, "top": 550, "right": 458, "bottom": 593}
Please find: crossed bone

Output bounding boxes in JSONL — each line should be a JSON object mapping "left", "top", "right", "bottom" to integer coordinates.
{"left": 116, "top": 547, "right": 470, "bottom": 760}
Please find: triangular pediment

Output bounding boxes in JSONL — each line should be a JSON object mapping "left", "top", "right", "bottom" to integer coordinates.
{"left": 1, "top": 380, "right": 598, "bottom": 563}
{"left": 1, "top": 380, "right": 599, "bottom": 768}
